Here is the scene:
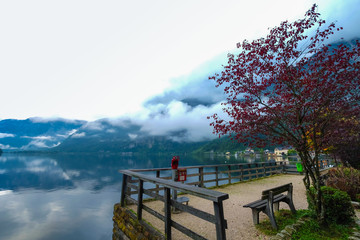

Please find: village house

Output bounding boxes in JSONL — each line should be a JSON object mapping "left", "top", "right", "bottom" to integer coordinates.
{"left": 274, "top": 147, "right": 290, "bottom": 156}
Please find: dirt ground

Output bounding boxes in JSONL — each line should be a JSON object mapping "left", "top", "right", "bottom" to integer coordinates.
{"left": 130, "top": 174, "right": 310, "bottom": 240}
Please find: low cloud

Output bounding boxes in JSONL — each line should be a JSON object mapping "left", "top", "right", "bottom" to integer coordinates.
{"left": 56, "top": 129, "right": 78, "bottom": 138}
{"left": 0, "top": 133, "right": 15, "bottom": 138}
{"left": 22, "top": 140, "right": 50, "bottom": 149}
{"left": 82, "top": 121, "right": 105, "bottom": 131}
{"left": 128, "top": 134, "right": 138, "bottom": 140}
{"left": 0, "top": 143, "right": 13, "bottom": 149}
{"left": 129, "top": 101, "right": 223, "bottom": 142}
{"left": 71, "top": 132, "right": 86, "bottom": 138}
{"left": 106, "top": 129, "right": 116, "bottom": 133}
{"left": 22, "top": 135, "right": 54, "bottom": 140}
{"left": 29, "top": 117, "right": 84, "bottom": 124}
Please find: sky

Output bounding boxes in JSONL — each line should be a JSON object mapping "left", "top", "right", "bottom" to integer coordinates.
{"left": 1, "top": 0, "right": 360, "bottom": 122}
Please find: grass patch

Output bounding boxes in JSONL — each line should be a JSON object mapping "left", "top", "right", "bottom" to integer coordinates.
{"left": 256, "top": 209, "right": 309, "bottom": 235}
{"left": 291, "top": 220, "right": 356, "bottom": 240}
{"left": 256, "top": 209, "right": 358, "bottom": 239}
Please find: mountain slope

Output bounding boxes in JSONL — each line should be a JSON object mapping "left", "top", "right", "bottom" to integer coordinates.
{"left": 54, "top": 119, "right": 207, "bottom": 153}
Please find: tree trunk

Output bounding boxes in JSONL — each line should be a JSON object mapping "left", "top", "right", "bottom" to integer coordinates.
{"left": 299, "top": 150, "right": 326, "bottom": 224}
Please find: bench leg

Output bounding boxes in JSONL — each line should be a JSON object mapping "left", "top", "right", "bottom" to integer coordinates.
{"left": 265, "top": 204, "right": 278, "bottom": 230}
{"left": 268, "top": 212, "right": 278, "bottom": 230}
{"left": 284, "top": 198, "right": 296, "bottom": 214}
{"left": 274, "top": 202, "right": 279, "bottom": 212}
{"left": 288, "top": 200, "right": 296, "bottom": 214}
{"left": 251, "top": 209, "right": 260, "bottom": 225}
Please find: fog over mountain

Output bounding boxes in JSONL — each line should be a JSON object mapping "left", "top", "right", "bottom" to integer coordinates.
{"left": 134, "top": 65, "right": 228, "bottom": 142}
{"left": 70, "top": 55, "right": 229, "bottom": 144}
{"left": 55, "top": 58, "right": 230, "bottom": 152}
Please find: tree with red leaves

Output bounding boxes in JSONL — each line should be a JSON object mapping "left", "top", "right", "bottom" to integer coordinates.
{"left": 209, "top": 4, "right": 360, "bottom": 223}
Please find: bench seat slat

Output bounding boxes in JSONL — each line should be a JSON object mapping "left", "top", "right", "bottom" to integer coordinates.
{"left": 252, "top": 195, "right": 286, "bottom": 209}
{"left": 243, "top": 199, "right": 264, "bottom": 208}
{"left": 243, "top": 194, "right": 285, "bottom": 209}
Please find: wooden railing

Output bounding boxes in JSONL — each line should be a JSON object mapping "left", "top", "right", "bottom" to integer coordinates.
{"left": 120, "top": 170, "right": 229, "bottom": 240}
{"left": 130, "top": 161, "right": 286, "bottom": 190}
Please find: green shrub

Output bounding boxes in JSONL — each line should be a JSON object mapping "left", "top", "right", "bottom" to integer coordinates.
{"left": 287, "top": 149, "right": 298, "bottom": 155}
{"left": 326, "top": 166, "right": 360, "bottom": 201}
{"left": 307, "top": 186, "right": 354, "bottom": 225}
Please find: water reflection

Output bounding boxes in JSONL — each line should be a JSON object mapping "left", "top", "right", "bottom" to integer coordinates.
{"left": 0, "top": 153, "right": 163, "bottom": 192}
{"left": 0, "top": 153, "right": 131, "bottom": 240}
{"left": 0, "top": 154, "right": 73, "bottom": 191}
{"left": 0, "top": 188, "right": 114, "bottom": 240}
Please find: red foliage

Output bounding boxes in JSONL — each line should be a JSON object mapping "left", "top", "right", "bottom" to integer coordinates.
{"left": 209, "top": 4, "right": 360, "bottom": 154}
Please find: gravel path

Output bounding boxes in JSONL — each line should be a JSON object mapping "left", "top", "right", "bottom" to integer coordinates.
{"left": 131, "top": 174, "right": 308, "bottom": 240}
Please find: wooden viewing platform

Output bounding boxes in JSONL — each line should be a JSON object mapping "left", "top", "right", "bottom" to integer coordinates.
{"left": 116, "top": 159, "right": 334, "bottom": 240}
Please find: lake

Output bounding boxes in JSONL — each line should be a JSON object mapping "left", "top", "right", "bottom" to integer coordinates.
{"left": 0, "top": 152, "right": 275, "bottom": 240}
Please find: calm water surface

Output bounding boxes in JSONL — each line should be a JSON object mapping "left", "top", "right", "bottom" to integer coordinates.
{"left": 0, "top": 152, "right": 272, "bottom": 240}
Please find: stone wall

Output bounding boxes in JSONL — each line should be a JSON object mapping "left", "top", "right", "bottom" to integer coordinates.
{"left": 113, "top": 203, "right": 165, "bottom": 240}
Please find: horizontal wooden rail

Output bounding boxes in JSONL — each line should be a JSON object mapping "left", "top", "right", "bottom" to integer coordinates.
{"left": 128, "top": 161, "right": 285, "bottom": 189}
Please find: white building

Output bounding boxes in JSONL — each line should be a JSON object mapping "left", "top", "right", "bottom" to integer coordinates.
{"left": 274, "top": 147, "right": 289, "bottom": 156}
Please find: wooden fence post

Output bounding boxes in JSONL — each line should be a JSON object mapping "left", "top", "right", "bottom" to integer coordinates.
{"left": 255, "top": 163, "right": 259, "bottom": 179}
{"left": 137, "top": 179, "right": 144, "bottom": 220}
{"left": 282, "top": 161, "right": 286, "bottom": 173}
{"left": 213, "top": 200, "right": 227, "bottom": 240}
{"left": 215, "top": 166, "right": 219, "bottom": 187}
{"left": 263, "top": 163, "right": 266, "bottom": 177}
{"left": 126, "top": 176, "right": 132, "bottom": 199}
{"left": 240, "top": 165, "right": 243, "bottom": 181}
{"left": 199, "top": 167, "right": 204, "bottom": 187}
{"left": 156, "top": 170, "right": 160, "bottom": 195}
{"left": 120, "top": 174, "right": 128, "bottom": 207}
{"left": 227, "top": 165, "right": 231, "bottom": 184}
{"left": 164, "top": 187, "right": 172, "bottom": 240}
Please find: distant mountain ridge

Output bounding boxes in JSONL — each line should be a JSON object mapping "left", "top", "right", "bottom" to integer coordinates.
{"left": 0, "top": 118, "right": 211, "bottom": 153}
{"left": 0, "top": 118, "right": 247, "bottom": 154}
{"left": 0, "top": 118, "right": 85, "bottom": 151}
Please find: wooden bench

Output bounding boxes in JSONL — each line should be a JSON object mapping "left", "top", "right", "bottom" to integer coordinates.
{"left": 243, "top": 183, "right": 296, "bottom": 229}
